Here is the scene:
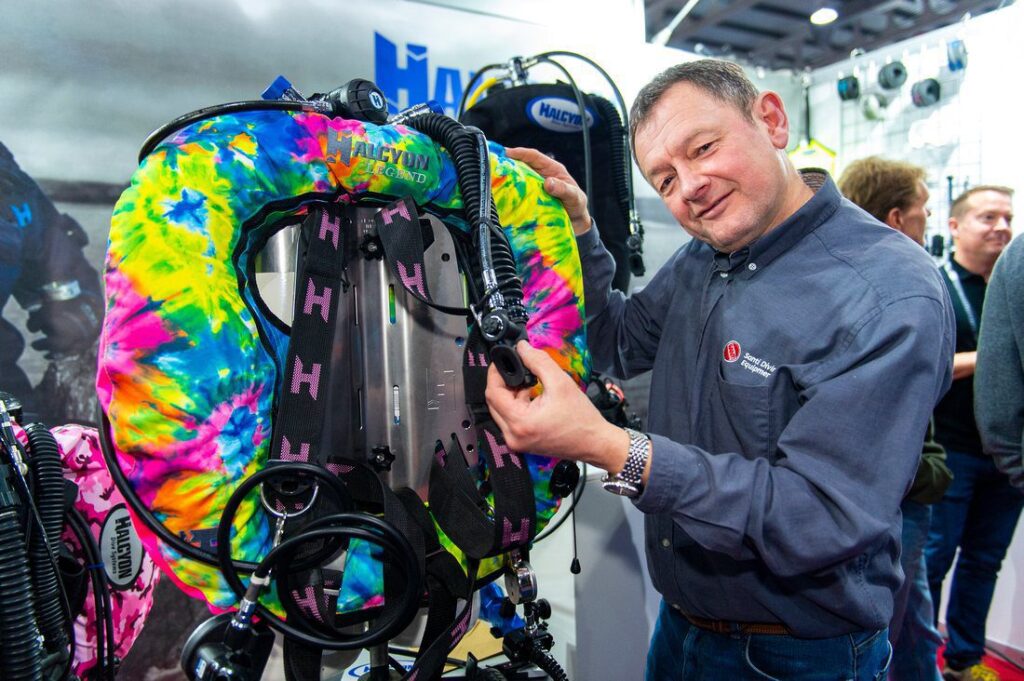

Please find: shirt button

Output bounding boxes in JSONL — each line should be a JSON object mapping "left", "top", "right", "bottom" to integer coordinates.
{"left": 671, "top": 603, "right": 682, "bottom": 611}
{"left": 748, "top": 262, "right": 757, "bottom": 271}
{"left": 661, "top": 538, "right": 671, "bottom": 548}
{"left": 719, "top": 272, "right": 728, "bottom": 278}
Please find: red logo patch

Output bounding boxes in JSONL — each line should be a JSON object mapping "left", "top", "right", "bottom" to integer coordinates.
{"left": 723, "top": 341, "right": 741, "bottom": 363}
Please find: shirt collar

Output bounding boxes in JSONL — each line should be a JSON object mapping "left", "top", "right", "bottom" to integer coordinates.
{"left": 719, "top": 168, "right": 838, "bottom": 278}
{"left": 948, "top": 256, "right": 985, "bottom": 283}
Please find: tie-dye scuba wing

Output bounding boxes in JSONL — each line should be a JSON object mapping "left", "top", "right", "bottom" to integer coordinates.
{"left": 96, "top": 109, "right": 588, "bottom": 612}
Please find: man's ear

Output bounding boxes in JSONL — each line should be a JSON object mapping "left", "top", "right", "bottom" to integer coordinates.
{"left": 754, "top": 91, "right": 790, "bottom": 150}
{"left": 886, "top": 206, "right": 903, "bottom": 230}
{"left": 948, "top": 216, "right": 960, "bottom": 240}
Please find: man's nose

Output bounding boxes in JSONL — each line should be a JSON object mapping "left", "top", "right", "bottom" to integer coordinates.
{"left": 678, "top": 169, "right": 709, "bottom": 202}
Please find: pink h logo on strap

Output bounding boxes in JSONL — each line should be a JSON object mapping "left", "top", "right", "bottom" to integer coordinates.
{"left": 450, "top": 608, "right": 472, "bottom": 642}
{"left": 379, "top": 200, "right": 411, "bottom": 225}
{"left": 467, "top": 352, "right": 488, "bottom": 367}
{"left": 318, "top": 211, "right": 341, "bottom": 250}
{"left": 291, "top": 587, "right": 324, "bottom": 622}
{"left": 502, "top": 516, "right": 530, "bottom": 548}
{"left": 302, "top": 277, "right": 332, "bottom": 322}
{"left": 290, "top": 357, "right": 322, "bottom": 399}
{"left": 397, "top": 261, "right": 427, "bottom": 299}
{"left": 325, "top": 462, "right": 355, "bottom": 475}
{"left": 280, "top": 436, "right": 311, "bottom": 462}
{"left": 484, "top": 430, "right": 522, "bottom": 469}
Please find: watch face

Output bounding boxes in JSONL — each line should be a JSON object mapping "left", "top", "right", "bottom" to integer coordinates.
{"left": 601, "top": 476, "right": 641, "bottom": 498}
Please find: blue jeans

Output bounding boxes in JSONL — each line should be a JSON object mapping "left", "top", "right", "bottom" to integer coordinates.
{"left": 888, "top": 500, "right": 942, "bottom": 681}
{"left": 924, "top": 449, "right": 1024, "bottom": 670}
{"left": 645, "top": 602, "right": 892, "bottom": 680}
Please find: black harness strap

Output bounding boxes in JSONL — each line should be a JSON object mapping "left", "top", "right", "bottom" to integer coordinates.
{"left": 376, "top": 194, "right": 539, "bottom": 556}
{"left": 375, "top": 195, "right": 469, "bottom": 316}
{"left": 268, "top": 204, "right": 347, "bottom": 480}
{"left": 428, "top": 329, "right": 538, "bottom": 560}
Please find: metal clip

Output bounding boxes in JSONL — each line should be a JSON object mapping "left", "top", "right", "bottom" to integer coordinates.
{"left": 504, "top": 549, "right": 537, "bottom": 605}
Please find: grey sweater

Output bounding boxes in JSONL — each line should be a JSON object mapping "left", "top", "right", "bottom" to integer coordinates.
{"left": 975, "top": 235, "right": 1024, "bottom": 491}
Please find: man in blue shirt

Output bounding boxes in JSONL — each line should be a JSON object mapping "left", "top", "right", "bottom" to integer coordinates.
{"left": 487, "top": 59, "right": 955, "bottom": 679}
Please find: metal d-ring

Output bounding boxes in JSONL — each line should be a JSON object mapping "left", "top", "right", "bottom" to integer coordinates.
{"left": 259, "top": 481, "right": 320, "bottom": 519}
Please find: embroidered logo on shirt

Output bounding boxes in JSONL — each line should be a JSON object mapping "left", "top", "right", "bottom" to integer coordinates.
{"left": 739, "top": 351, "right": 777, "bottom": 378}
{"left": 723, "top": 341, "right": 741, "bottom": 362}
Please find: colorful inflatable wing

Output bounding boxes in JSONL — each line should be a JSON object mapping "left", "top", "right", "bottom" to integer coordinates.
{"left": 97, "top": 109, "right": 588, "bottom": 612}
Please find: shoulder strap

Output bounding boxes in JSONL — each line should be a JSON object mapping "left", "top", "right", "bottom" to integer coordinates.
{"left": 374, "top": 196, "right": 470, "bottom": 317}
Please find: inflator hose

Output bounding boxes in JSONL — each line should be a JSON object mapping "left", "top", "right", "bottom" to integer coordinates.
{"left": 25, "top": 423, "right": 71, "bottom": 657}
{"left": 0, "top": 503, "right": 44, "bottom": 679}
{"left": 407, "top": 113, "right": 528, "bottom": 325}
{"left": 529, "top": 649, "right": 570, "bottom": 681}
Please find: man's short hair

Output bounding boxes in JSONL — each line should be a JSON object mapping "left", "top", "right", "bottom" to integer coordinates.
{"left": 837, "top": 156, "right": 926, "bottom": 223}
{"left": 629, "top": 59, "right": 758, "bottom": 153}
{"left": 950, "top": 185, "right": 1014, "bottom": 219}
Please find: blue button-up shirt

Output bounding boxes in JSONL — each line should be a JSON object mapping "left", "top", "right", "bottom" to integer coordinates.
{"left": 580, "top": 172, "right": 954, "bottom": 637}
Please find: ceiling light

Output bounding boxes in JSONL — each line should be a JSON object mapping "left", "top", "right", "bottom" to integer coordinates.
{"left": 810, "top": 7, "right": 838, "bottom": 25}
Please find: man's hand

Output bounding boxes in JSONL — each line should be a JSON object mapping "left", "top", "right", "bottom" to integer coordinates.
{"left": 505, "top": 147, "right": 593, "bottom": 236}
{"left": 27, "top": 294, "right": 102, "bottom": 358}
{"left": 485, "top": 341, "right": 628, "bottom": 473}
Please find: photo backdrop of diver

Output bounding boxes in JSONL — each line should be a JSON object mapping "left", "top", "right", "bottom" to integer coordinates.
{"left": 461, "top": 75, "right": 643, "bottom": 293}
{"left": 0, "top": 141, "right": 103, "bottom": 425}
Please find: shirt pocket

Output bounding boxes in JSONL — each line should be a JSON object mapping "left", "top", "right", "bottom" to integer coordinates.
{"left": 712, "top": 373, "right": 773, "bottom": 461}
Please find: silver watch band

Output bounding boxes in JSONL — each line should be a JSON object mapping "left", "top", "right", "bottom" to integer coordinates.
{"left": 619, "top": 427, "right": 649, "bottom": 484}
{"left": 601, "top": 428, "right": 650, "bottom": 497}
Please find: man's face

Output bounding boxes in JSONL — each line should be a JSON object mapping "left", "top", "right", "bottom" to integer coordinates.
{"left": 951, "top": 190, "right": 1013, "bottom": 261}
{"left": 899, "top": 181, "right": 931, "bottom": 245}
{"left": 634, "top": 82, "right": 793, "bottom": 253}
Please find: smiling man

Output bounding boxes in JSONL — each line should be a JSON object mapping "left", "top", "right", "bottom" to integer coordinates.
{"left": 923, "top": 185, "right": 1018, "bottom": 681}
{"left": 490, "top": 59, "right": 956, "bottom": 680}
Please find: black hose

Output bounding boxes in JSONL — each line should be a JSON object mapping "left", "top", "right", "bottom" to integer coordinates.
{"left": 67, "top": 507, "right": 116, "bottom": 681}
{"left": 0, "top": 499, "right": 44, "bottom": 679}
{"left": 218, "top": 517, "right": 422, "bottom": 650}
{"left": 138, "top": 100, "right": 330, "bottom": 162}
{"left": 99, "top": 413, "right": 262, "bottom": 572}
{"left": 406, "top": 113, "right": 528, "bottom": 324}
{"left": 590, "top": 97, "right": 631, "bottom": 223}
{"left": 529, "top": 648, "right": 570, "bottom": 681}
{"left": 25, "top": 423, "right": 71, "bottom": 659}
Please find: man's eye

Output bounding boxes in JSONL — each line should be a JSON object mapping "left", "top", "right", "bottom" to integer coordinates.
{"left": 659, "top": 177, "right": 674, "bottom": 194}
{"left": 695, "top": 142, "right": 713, "bottom": 156}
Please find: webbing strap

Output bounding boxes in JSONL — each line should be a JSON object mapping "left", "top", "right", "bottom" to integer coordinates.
{"left": 268, "top": 205, "right": 347, "bottom": 481}
{"left": 395, "top": 488, "right": 474, "bottom": 681}
{"left": 399, "top": 559, "right": 479, "bottom": 681}
{"left": 427, "top": 329, "right": 538, "bottom": 560}
{"left": 374, "top": 195, "right": 469, "bottom": 316}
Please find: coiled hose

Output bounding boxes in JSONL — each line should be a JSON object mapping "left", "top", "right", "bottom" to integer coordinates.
{"left": 406, "top": 113, "right": 528, "bottom": 323}
{"left": 529, "top": 649, "right": 570, "bottom": 681}
{"left": 590, "top": 96, "right": 630, "bottom": 225}
{"left": 0, "top": 480, "right": 44, "bottom": 680}
{"left": 25, "top": 423, "right": 70, "bottom": 658}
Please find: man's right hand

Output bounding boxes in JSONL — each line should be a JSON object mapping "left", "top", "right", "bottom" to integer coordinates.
{"left": 505, "top": 147, "right": 593, "bottom": 236}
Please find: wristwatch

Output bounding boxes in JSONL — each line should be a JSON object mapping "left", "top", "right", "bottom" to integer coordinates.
{"left": 601, "top": 428, "right": 650, "bottom": 498}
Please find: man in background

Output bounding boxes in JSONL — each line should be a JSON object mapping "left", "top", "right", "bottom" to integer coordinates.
{"left": 1, "top": 141, "right": 103, "bottom": 419}
{"left": 975, "top": 232, "right": 1024, "bottom": 492}
{"left": 924, "top": 185, "right": 1020, "bottom": 681}
{"left": 839, "top": 156, "right": 953, "bottom": 681}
